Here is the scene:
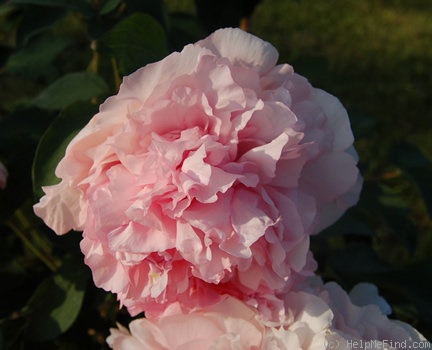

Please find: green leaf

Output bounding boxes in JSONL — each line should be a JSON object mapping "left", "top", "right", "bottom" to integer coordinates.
{"left": 379, "top": 261, "right": 432, "bottom": 319}
{"left": 378, "top": 191, "right": 409, "bottom": 209}
{"left": 321, "top": 211, "right": 375, "bottom": 237}
{"left": 0, "top": 317, "right": 27, "bottom": 350}
{"left": 5, "top": 36, "right": 71, "bottom": 79}
{"left": 392, "top": 142, "right": 432, "bottom": 217}
{"left": 0, "top": 108, "right": 53, "bottom": 150}
{"left": 102, "top": 13, "right": 168, "bottom": 75}
{"left": 9, "top": 0, "right": 93, "bottom": 15}
{"left": 32, "top": 101, "right": 98, "bottom": 199}
{"left": 0, "top": 4, "right": 16, "bottom": 17}
{"left": 168, "top": 13, "right": 207, "bottom": 51}
{"left": 31, "top": 72, "right": 108, "bottom": 110}
{"left": 100, "top": 0, "right": 122, "bottom": 15}
{"left": 123, "top": 0, "right": 169, "bottom": 29}
{"left": 0, "top": 108, "right": 54, "bottom": 219}
{"left": 348, "top": 109, "right": 377, "bottom": 138}
{"left": 16, "top": 5, "right": 66, "bottom": 45}
{"left": 23, "top": 255, "right": 89, "bottom": 341}
{"left": 329, "top": 244, "right": 393, "bottom": 278}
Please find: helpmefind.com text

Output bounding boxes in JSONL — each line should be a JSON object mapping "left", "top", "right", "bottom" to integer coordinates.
{"left": 324, "top": 339, "right": 431, "bottom": 349}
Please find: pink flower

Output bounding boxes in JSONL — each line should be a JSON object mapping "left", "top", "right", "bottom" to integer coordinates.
{"left": 262, "top": 289, "right": 333, "bottom": 349}
{"left": 107, "top": 280, "right": 429, "bottom": 350}
{"left": 265, "top": 280, "right": 430, "bottom": 349}
{"left": 107, "top": 294, "right": 330, "bottom": 350}
{"left": 34, "top": 28, "right": 361, "bottom": 316}
{"left": 0, "top": 161, "right": 8, "bottom": 190}
{"left": 107, "top": 296, "right": 265, "bottom": 350}
{"left": 294, "top": 277, "right": 430, "bottom": 349}
{"left": 320, "top": 282, "right": 430, "bottom": 349}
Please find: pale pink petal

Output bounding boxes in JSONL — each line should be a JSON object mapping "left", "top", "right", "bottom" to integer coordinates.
{"left": 119, "top": 44, "right": 208, "bottom": 104}
{"left": 230, "top": 188, "right": 276, "bottom": 249}
{"left": 312, "top": 172, "right": 363, "bottom": 233}
{"left": 319, "top": 280, "right": 431, "bottom": 346}
{"left": 349, "top": 283, "right": 392, "bottom": 315}
{"left": 240, "top": 132, "right": 289, "bottom": 182}
{"left": 107, "top": 296, "right": 264, "bottom": 350}
{"left": 198, "top": 28, "right": 279, "bottom": 74}
{"left": 301, "top": 153, "right": 359, "bottom": 203}
{"left": 207, "top": 63, "right": 247, "bottom": 112}
{"left": 108, "top": 221, "right": 174, "bottom": 254}
{"left": 107, "top": 325, "right": 146, "bottom": 350}
{"left": 176, "top": 221, "right": 203, "bottom": 264}
{"left": 311, "top": 88, "right": 354, "bottom": 151}
{"left": 33, "top": 182, "right": 85, "bottom": 234}
{"left": 80, "top": 237, "right": 129, "bottom": 294}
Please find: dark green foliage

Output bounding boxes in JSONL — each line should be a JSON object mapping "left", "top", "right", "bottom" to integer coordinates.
{"left": 32, "top": 101, "right": 99, "bottom": 199}
{"left": 0, "top": 1, "right": 170, "bottom": 348}
{"left": 31, "top": 72, "right": 109, "bottom": 110}
{"left": 21, "top": 255, "right": 89, "bottom": 342}
{"left": 101, "top": 13, "right": 169, "bottom": 75}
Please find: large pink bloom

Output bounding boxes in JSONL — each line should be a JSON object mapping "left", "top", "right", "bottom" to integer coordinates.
{"left": 106, "top": 292, "right": 332, "bottom": 350}
{"left": 0, "top": 161, "right": 7, "bottom": 190}
{"left": 107, "top": 296, "right": 265, "bottom": 350}
{"left": 265, "top": 279, "right": 430, "bottom": 349}
{"left": 107, "top": 280, "right": 429, "bottom": 350}
{"left": 320, "top": 282, "right": 430, "bottom": 349}
{"left": 34, "top": 28, "right": 361, "bottom": 316}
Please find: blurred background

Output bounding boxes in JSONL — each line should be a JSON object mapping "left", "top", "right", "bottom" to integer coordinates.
{"left": 0, "top": 0, "right": 431, "bottom": 348}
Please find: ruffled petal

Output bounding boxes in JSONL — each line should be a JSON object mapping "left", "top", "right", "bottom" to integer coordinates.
{"left": 198, "top": 28, "right": 279, "bottom": 74}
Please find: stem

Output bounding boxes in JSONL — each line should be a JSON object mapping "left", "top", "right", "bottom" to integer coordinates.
{"left": 7, "top": 218, "right": 59, "bottom": 272}
{"left": 88, "top": 40, "right": 100, "bottom": 74}
{"left": 7, "top": 208, "right": 59, "bottom": 271}
{"left": 14, "top": 208, "right": 52, "bottom": 257}
{"left": 240, "top": 17, "right": 250, "bottom": 32}
{"left": 111, "top": 57, "right": 121, "bottom": 91}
